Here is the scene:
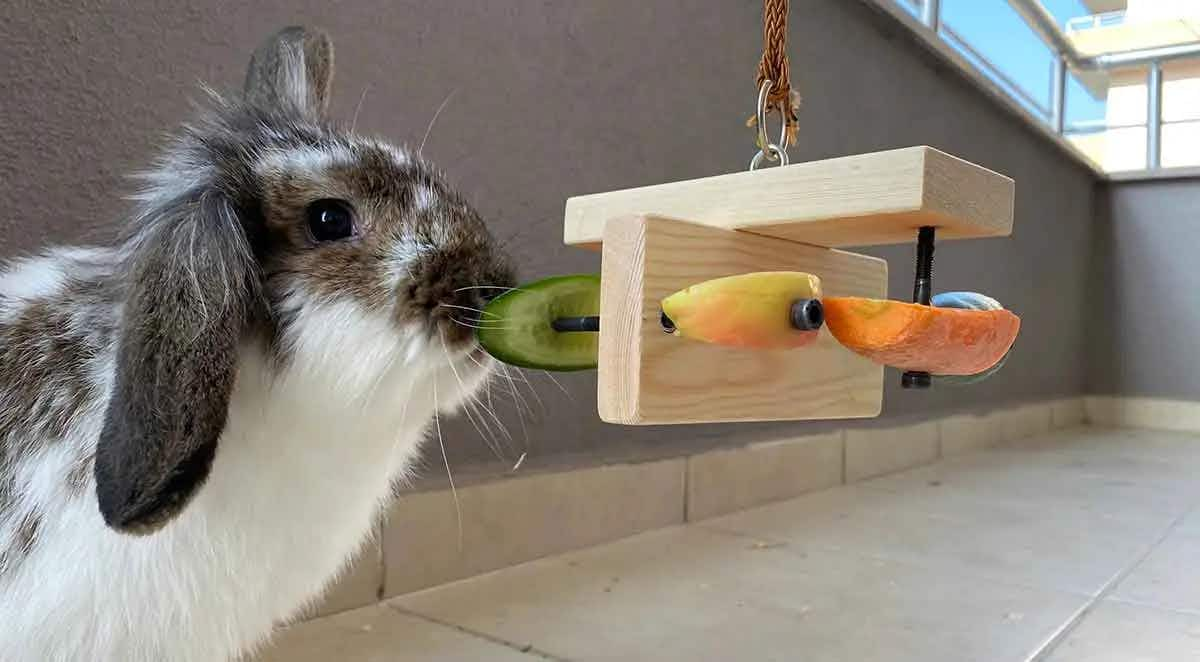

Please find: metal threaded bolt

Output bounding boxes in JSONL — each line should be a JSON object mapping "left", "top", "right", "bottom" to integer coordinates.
{"left": 903, "top": 226, "right": 936, "bottom": 390}
{"left": 912, "top": 226, "right": 935, "bottom": 307}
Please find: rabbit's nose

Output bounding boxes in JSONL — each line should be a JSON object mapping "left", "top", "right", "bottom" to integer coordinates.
{"left": 405, "top": 238, "right": 516, "bottom": 343}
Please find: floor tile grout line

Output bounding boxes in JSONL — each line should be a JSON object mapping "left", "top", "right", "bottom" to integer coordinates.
{"left": 1025, "top": 501, "right": 1200, "bottom": 662}
{"left": 1104, "top": 594, "right": 1200, "bottom": 618}
{"left": 385, "top": 602, "right": 572, "bottom": 661}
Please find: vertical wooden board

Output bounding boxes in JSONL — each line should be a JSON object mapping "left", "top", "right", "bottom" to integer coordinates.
{"left": 599, "top": 215, "right": 887, "bottom": 425}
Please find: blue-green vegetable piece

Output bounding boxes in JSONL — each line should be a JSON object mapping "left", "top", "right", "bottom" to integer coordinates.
{"left": 932, "top": 291, "right": 1014, "bottom": 386}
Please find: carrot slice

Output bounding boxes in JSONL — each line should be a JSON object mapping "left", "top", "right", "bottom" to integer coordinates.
{"left": 822, "top": 297, "right": 1020, "bottom": 375}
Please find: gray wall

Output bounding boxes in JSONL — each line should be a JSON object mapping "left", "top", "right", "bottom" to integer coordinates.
{"left": 0, "top": 1, "right": 1098, "bottom": 472}
{"left": 1089, "top": 178, "right": 1200, "bottom": 400}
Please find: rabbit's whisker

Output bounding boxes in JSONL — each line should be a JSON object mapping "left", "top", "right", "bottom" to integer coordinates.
{"left": 539, "top": 370, "right": 573, "bottom": 402}
{"left": 431, "top": 379, "right": 463, "bottom": 553}
{"left": 439, "top": 333, "right": 505, "bottom": 460}
{"left": 496, "top": 364, "right": 533, "bottom": 456}
{"left": 465, "top": 352, "right": 531, "bottom": 457}
{"left": 350, "top": 84, "right": 370, "bottom": 134}
{"left": 497, "top": 363, "right": 533, "bottom": 420}
{"left": 448, "top": 316, "right": 514, "bottom": 331}
{"left": 419, "top": 89, "right": 457, "bottom": 155}
{"left": 470, "top": 389, "right": 512, "bottom": 445}
{"left": 465, "top": 350, "right": 497, "bottom": 412}
{"left": 437, "top": 303, "right": 501, "bottom": 319}
{"left": 512, "top": 367, "right": 545, "bottom": 415}
{"left": 453, "top": 285, "right": 529, "bottom": 296}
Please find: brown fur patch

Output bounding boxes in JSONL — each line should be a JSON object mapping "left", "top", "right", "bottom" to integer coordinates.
{"left": 0, "top": 275, "right": 115, "bottom": 516}
{"left": 0, "top": 511, "right": 42, "bottom": 577}
{"left": 66, "top": 451, "right": 95, "bottom": 497}
{"left": 0, "top": 300, "right": 104, "bottom": 440}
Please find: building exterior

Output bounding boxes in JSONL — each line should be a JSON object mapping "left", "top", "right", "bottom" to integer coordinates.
{"left": 1065, "top": 0, "right": 1200, "bottom": 171}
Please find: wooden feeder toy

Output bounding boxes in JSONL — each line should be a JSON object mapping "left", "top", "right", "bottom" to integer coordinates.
{"left": 476, "top": 2, "right": 1019, "bottom": 427}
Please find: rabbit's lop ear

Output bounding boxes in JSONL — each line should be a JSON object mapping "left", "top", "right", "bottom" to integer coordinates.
{"left": 95, "top": 192, "right": 260, "bottom": 534}
{"left": 244, "top": 25, "right": 335, "bottom": 120}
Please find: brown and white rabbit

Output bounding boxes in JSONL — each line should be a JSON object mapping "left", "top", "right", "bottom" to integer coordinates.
{"left": 0, "top": 26, "right": 515, "bottom": 661}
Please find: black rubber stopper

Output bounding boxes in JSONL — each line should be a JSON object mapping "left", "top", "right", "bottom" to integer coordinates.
{"left": 789, "top": 298, "right": 824, "bottom": 331}
{"left": 660, "top": 311, "right": 677, "bottom": 334}
{"left": 901, "top": 371, "right": 932, "bottom": 389}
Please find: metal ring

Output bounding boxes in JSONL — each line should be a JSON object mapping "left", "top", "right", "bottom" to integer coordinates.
{"left": 749, "top": 143, "right": 789, "bottom": 170}
{"left": 755, "top": 80, "right": 773, "bottom": 158}
{"left": 750, "top": 80, "right": 790, "bottom": 170}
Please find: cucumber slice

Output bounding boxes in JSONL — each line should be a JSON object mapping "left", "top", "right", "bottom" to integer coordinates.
{"left": 477, "top": 274, "right": 601, "bottom": 371}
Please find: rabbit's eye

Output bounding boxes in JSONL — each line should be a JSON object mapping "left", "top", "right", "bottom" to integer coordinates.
{"left": 306, "top": 199, "right": 356, "bottom": 242}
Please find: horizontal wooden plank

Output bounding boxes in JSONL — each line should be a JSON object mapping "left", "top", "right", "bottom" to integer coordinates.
{"left": 598, "top": 215, "right": 886, "bottom": 425}
{"left": 565, "top": 146, "right": 1014, "bottom": 249}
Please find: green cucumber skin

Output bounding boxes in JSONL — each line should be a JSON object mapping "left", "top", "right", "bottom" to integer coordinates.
{"left": 484, "top": 350, "right": 597, "bottom": 372}
{"left": 477, "top": 274, "right": 601, "bottom": 372}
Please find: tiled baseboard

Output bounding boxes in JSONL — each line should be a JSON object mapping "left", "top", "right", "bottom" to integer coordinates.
{"left": 381, "top": 459, "right": 686, "bottom": 597}
{"left": 1085, "top": 396, "right": 1200, "bottom": 432}
{"left": 309, "top": 397, "right": 1089, "bottom": 618}
{"left": 686, "top": 431, "right": 843, "bottom": 522}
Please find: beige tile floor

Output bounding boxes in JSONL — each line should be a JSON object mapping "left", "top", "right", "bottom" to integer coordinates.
{"left": 256, "top": 426, "right": 1200, "bottom": 661}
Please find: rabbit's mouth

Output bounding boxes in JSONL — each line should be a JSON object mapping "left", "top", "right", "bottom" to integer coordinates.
{"left": 433, "top": 332, "right": 494, "bottom": 375}
{"left": 433, "top": 341, "right": 496, "bottom": 411}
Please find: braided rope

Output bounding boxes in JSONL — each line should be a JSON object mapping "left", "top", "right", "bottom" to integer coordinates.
{"left": 750, "top": 0, "right": 800, "bottom": 149}
{"left": 756, "top": 0, "right": 790, "bottom": 109}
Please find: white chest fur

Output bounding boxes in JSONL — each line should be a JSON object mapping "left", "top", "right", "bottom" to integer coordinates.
{"left": 2, "top": 321, "right": 483, "bottom": 661}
